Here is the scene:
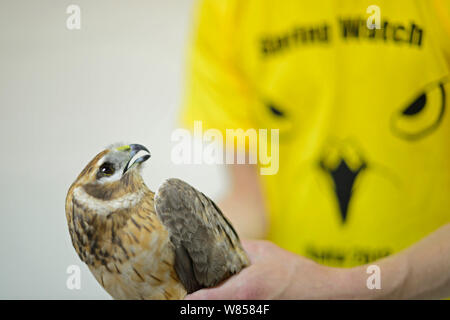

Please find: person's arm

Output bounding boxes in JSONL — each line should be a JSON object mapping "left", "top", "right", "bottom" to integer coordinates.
{"left": 186, "top": 224, "right": 450, "bottom": 299}
{"left": 350, "top": 223, "right": 450, "bottom": 299}
{"left": 219, "top": 164, "right": 268, "bottom": 240}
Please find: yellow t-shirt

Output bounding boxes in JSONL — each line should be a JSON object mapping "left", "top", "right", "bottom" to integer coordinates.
{"left": 181, "top": 0, "right": 450, "bottom": 267}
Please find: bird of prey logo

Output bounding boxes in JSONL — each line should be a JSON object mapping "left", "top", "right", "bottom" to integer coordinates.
{"left": 319, "top": 142, "right": 367, "bottom": 223}
{"left": 65, "top": 143, "right": 249, "bottom": 300}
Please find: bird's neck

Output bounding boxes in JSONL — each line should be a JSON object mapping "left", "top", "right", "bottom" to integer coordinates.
{"left": 69, "top": 186, "right": 156, "bottom": 266}
{"left": 83, "top": 171, "right": 148, "bottom": 201}
{"left": 72, "top": 171, "right": 155, "bottom": 242}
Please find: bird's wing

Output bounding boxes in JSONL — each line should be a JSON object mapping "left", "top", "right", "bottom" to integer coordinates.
{"left": 154, "top": 178, "right": 249, "bottom": 293}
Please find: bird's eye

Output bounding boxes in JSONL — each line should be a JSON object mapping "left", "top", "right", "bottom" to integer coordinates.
{"left": 99, "top": 162, "right": 115, "bottom": 177}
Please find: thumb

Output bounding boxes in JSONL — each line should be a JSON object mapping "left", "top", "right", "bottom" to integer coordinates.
{"left": 184, "top": 271, "right": 244, "bottom": 300}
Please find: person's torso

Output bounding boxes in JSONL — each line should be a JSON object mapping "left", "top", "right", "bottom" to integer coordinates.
{"left": 232, "top": 0, "right": 450, "bottom": 267}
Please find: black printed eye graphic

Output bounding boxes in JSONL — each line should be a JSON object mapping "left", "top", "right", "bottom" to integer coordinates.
{"left": 391, "top": 82, "right": 446, "bottom": 140}
{"left": 402, "top": 93, "right": 426, "bottom": 115}
{"left": 268, "top": 104, "right": 285, "bottom": 117}
{"left": 253, "top": 101, "right": 295, "bottom": 141}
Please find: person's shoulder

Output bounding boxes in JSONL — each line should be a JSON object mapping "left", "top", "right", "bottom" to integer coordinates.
{"left": 428, "top": 0, "right": 450, "bottom": 46}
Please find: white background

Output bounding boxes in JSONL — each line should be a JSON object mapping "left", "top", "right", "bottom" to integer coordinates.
{"left": 0, "top": 0, "right": 228, "bottom": 299}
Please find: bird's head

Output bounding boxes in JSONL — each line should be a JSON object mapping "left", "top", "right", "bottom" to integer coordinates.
{"left": 68, "top": 143, "right": 151, "bottom": 211}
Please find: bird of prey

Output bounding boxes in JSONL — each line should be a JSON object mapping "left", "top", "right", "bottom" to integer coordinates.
{"left": 65, "top": 143, "right": 249, "bottom": 300}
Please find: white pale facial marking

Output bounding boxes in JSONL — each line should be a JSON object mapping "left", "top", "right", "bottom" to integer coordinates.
{"left": 128, "top": 149, "right": 149, "bottom": 170}
{"left": 95, "top": 157, "right": 124, "bottom": 184}
{"left": 74, "top": 187, "right": 144, "bottom": 215}
{"left": 99, "top": 170, "right": 123, "bottom": 184}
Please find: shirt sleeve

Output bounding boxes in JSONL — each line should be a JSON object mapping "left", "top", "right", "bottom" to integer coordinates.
{"left": 180, "top": 0, "right": 256, "bottom": 133}
{"left": 431, "top": 0, "right": 450, "bottom": 64}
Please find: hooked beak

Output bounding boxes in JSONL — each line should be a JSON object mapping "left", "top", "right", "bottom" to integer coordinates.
{"left": 119, "top": 144, "right": 151, "bottom": 174}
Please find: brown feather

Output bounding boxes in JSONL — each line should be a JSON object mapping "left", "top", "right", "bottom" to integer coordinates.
{"left": 66, "top": 147, "right": 249, "bottom": 300}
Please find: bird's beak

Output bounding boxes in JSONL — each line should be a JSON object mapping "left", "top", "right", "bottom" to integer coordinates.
{"left": 120, "top": 144, "right": 151, "bottom": 174}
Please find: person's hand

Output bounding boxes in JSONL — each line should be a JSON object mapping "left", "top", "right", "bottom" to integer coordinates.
{"left": 185, "top": 226, "right": 450, "bottom": 300}
{"left": 185, "top": 240, "right": 345, "bottom": 299}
